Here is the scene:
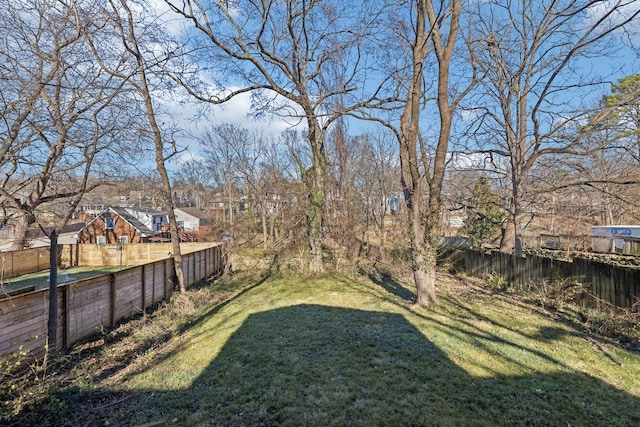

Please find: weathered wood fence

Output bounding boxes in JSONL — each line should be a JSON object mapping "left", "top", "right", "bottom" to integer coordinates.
{"left": 440, "top": 249, "right": 640, "bottom": 310}
{"left": 0, "top": 247, "right": 51, "bottom": 280}
{"left": 0, "top": 243, "right": 225, "bottom": 360}
{"left": 0, "top": 242, "right": 219, "bottom": 281}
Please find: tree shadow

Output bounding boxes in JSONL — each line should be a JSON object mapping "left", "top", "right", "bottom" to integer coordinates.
{"left": 367, "top": 270, "right": 415, "bottom": 302}
{"left": 112, "top": 304, "right": 639, "bottom": 427}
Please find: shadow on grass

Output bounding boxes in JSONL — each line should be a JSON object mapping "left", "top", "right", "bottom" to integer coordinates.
{"left": 367, "top": 270, "right": 415, "bottom": 303}
{"left": 2, "top": 272, "right": 276, "bottom": 427}
{"left": 33, "top": 304, "right": 638, "bottom": 427}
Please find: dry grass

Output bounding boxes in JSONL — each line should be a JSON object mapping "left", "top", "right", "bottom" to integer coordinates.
{"left": 2, "top": 264, "right": 639, "bottom": 426}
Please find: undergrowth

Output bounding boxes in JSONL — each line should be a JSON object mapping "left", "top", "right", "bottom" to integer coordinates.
{"left": 479, "top": 272, "right": 640, "bottom": 352}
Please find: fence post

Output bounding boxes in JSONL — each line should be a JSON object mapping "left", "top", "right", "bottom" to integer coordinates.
{"left": 193, "top": 252, "right": 197, "bottom": 284}
{"left": 141, "top": 264, "right": 146, "bottom": 311}
{"left": 163, "top": 259, "right": 168, "bottom": 299}
{"left": 151, "top": 261, "right": 156, "bottom": 304}
{"left": 110, "top": 273, "right": 116, "bottom": 327}
{"left": 63, "top": 285, "right": 69, "bottom": 349}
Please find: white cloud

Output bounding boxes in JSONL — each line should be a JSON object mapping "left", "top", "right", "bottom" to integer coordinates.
{"left": 148, "top": 0, "right": 191, "bottom": 37}
{"left": 460, "top": 108, "right": 481, "bottom": 121}
{"left": 585, "top": 0, "right": 640, "bottom": 46}
{"left": 155, "top": 86, "right": 304, "bottom": 173}
{"left": 161, "top": 88, "right": 301, "bottom": 138}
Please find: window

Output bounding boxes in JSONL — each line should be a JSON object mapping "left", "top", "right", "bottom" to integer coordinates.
{"left": 105, "top": 217, "right": 115, "bottom": 230}
{"left": 97, "top": 236, "right": 106, "bottom": 244}
{"left": 119, "top": 235, "right": 128, "bottom": 245}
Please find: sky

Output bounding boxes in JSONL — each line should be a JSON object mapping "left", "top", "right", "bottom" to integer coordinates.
{"left": 144, "top": 0, "right": 302, "bottom": 169}
{"left": 147, "top": 0, "right": 640, "bottom": 173}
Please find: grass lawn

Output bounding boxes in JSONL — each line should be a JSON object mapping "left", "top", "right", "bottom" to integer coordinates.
{"left": 6, "top": 268, "right": 640, "bottom": 426}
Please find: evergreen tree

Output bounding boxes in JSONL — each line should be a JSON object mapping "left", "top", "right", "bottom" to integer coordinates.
{"left": 460, "top": 178, "right": 505, "bottom": 250}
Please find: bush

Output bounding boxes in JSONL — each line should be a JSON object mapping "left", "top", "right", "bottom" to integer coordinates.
{"left": 528, "top": 277, "right": 585, "bottom": 310}
{"left": 484, "top": 271, "right": 509, "bottom": 291}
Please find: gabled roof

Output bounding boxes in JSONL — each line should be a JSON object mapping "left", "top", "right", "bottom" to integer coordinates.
{"left": 75, "top": 206, "right": 156, "bottom": 237}
{"left": 175, "top": 207, "right": 210, "bottom": 220}
{"left": 125, "top": 206, "right": 168, "bottom": 216}
{"left": 109, "top": 207, "right": 156, "bottom": 235}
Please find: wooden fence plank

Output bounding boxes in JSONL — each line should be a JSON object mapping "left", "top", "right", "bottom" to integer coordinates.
{"left": 444, "top": 248, "right": 639, "bottom": 311}
{"left": 1, "top": 244, "right": 224, "bottom": 361}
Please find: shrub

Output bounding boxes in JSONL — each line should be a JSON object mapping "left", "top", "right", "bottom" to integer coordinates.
{"left": 484, "top": 271, "right": 509, "bottom": 291}
{"left": 528, "top": 277, "right": 585, "bottom": 310}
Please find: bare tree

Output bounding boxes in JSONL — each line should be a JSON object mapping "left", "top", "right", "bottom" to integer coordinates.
{"left": 0, "top": 0, "right": 131, "bottom": 354}
{"left": 83, "top": 0, "right": 189, "bottom": 292}
{"left": 200, "top": 123, "right": 279, "bottom": 249}
{"left": 173, "top": 157, "right": 213, "bottom": 209}
{"left": 380, "top": 0, "right": 471, "bottom": 307}
{"left": 466, "top": 0, "right": 640, "bottom": 256}
{"left": 0, "top": 0, "right": 125, "bottom": 250}
{"left": 352, "top": 130, "right": 401, "bottom": 260}
{"left": 200, "top": 124, "right": 245, "bottom": 233}
{"left": 164, "top": 0, "right": 396, "bottom": 272}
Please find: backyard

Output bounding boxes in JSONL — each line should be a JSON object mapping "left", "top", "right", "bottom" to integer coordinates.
{"left": 2, "top": 260, "right": 639, "bottom": 426}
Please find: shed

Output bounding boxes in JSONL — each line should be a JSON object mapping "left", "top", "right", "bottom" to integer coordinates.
{"left": 174, "top": 207, "right": 212, "bottom": 231}
{"left": 591, "top": 225, "right": 640, "bottom": 255}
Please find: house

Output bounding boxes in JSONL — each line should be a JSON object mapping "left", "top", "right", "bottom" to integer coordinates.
{"left": 174, "top": 207, "right": 213, "bottom": 231}
{"left": 75, "top": 207, "right": 160, "bottom": 244}
{"left": 122, "top": 206, "right": 169, "bottom": 232}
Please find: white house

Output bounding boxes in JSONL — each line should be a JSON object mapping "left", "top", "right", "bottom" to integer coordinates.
{"left": 123, "top": 207, "right": 169, "bottom": 232}
{"left": 174, "top": 207, "right": 212, "bottom": 231}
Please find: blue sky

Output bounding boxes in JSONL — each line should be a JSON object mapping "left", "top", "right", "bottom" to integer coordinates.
{"left": 146, "top": 0, "right": 640, "bottom": 173}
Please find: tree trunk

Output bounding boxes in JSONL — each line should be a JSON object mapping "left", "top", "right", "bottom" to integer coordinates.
{"left": 11, "top": 213, "right": 34, "bottom": 251}
{"left": 307, "top": 188, "right": 324, "bottom": 273}
{"left": 413, "top": 264, "right": 437, "bottom": 306}
{"left": 500, "top": 200, "right": 523, "bottom": 256}
{"left": 500, "top": 220, "right": 516, "bottom": 254}
{"left": 118, "top": 0, "right": 187, "bottom": 293}
{"left": 262, "top": 207, "right": 268, "bottom": 250}
{"left": 163, "top": 190, "right": 187, "bottom": 293}
{"left": 47, "top": 230, "right": 58, "bottom": 354}
{"left": 412, "top": 200, "right": 439, "bottom": 306}
{"left": 306, "top": 122, "right": 326, "bottom": 273}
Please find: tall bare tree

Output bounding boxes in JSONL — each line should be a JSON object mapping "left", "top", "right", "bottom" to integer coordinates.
{"left": 351, "top": 130, "right": 401, "bottom": 260}
{"left": 164, "top": 0, "right": 396, "bottom": 272}
{"left": 466, "top": 0, "right": 640, "bottom": 255}
{"left": 383, "top": 0, "right": 471, "bottom": 306}
{"left": 0, "top": 0, "right": 125, "bottom": 250}
{"left": 83, "top": 0, "right": 189, "bottom": 292}
{"left": 0, "top": 0, "right": 130, "bottom": 354}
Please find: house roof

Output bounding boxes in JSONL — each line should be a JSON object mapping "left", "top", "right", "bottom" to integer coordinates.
{"left": 109, "top": 207, "right": 156, "bottom": 235}
{"left": 125, "top": 206, "right": 168, "bottom": 216}
{"left": 175, "top": 207, "right": 210, "bottom": 220}
{"left": 75, "top": 206, "right": 156, "bottom": 237}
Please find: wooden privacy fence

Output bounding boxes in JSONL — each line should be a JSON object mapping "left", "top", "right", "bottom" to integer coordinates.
{"left": 0, "top": 247, "right": 51, "bottom": 280}
{"left": 0, "top": 242, "right": 219, "bottom": 280}
{"left": 0, "top": 244, "right": 225, "bottom": 360}
{"left": 441, "top": 249, "right": 640, "bottom": 310}
{"left": 60, "top": 242, "right": 220, "bottom": 267}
